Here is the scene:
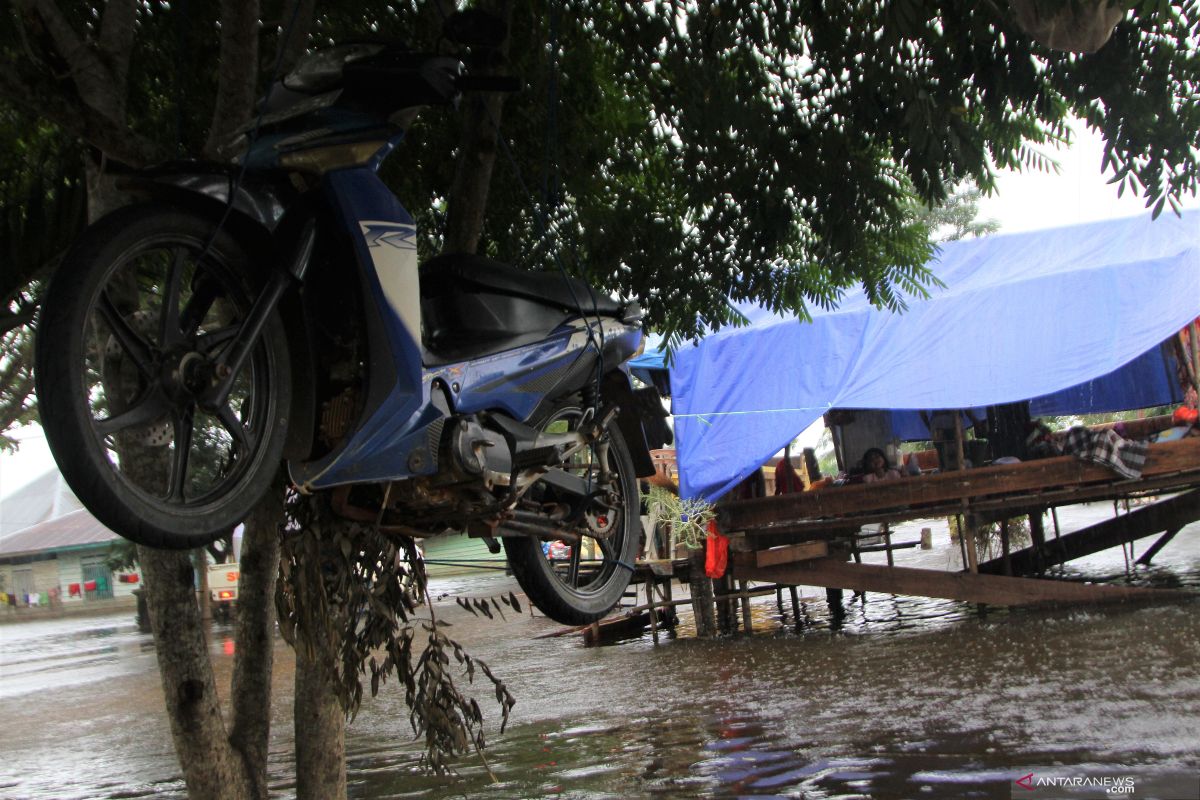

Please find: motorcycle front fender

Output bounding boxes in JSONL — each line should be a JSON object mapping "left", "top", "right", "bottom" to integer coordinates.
{"left": 602, "top": 367, "right": 657, "bottom": 479}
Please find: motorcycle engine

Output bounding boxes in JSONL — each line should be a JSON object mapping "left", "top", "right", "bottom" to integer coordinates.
{"left": 445, "top": 416, "right": 514, "bottom": 490}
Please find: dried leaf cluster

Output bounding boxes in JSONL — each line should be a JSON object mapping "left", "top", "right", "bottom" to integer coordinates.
{"left": 276, "top": 491, "right": 514, "bottom": 774}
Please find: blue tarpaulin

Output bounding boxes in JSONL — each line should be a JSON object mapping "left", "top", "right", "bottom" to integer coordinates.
{"left": 644, "top": 211, "right": 1200, "bottom": 501}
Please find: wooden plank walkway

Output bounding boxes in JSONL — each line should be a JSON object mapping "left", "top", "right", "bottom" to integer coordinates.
{"left": 733, "top": 557, "right": 1186, "bottom": 607}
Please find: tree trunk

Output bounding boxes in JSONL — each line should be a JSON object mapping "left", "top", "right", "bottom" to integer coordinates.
{"left": 228, "top": 487, "right": 285, "bottom": 799}
{"left": 287, "top": 497, "right": 349, "bottom": 800}
{"left": 294, "top": 634, "right": 347, "bottom": 800}
{"left": 139, "top": 546, "right": 257, "bottom": 800}
{"left": 442, "top": 0, "right": 513, "bottom": 255}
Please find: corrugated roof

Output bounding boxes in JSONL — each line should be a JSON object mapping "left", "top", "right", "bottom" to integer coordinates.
{"left": 0, "top": 469, "right": 83, "bottom": 536}
{"left": 0, "top": 508, "right": 120, "bottom": 558}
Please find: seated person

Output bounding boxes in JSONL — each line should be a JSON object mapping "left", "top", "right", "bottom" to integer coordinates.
{"left": 861, "top": 447, "right": 902, "bottom": 483}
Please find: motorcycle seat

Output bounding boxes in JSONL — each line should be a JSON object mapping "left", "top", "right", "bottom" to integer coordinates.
{"left": 420, "top": 253, "right": 623, "bottom": 316}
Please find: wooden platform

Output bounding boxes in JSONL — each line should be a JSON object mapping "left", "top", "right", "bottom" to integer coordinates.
{"left": 719, "top": 437, "right": 1200, "bottom": 538}
{"left": 712, "top": 437, "right": 1199, "bottom": 609}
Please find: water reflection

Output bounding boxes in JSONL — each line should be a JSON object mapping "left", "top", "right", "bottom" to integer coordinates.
{"left": 2, "top": 509, "right": 1198, "bottom": 799}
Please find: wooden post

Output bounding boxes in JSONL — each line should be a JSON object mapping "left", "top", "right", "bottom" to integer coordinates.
{"left": 739, "top": 579, "right": 753, "bottom": 635}
{"left": 1028, "top": 510, "right": 1045, "bottom": 547}
{"left": 687, "top": 549, "right": 717, "bottom": 637}
{"left": 954, "top": 412, "right": 979, "bottom": 574}
{"left": 1000, "top": 519, "right": 1012, "bottom": 576}
{"left": 789, "top": 585, "right": 800, "bottom": 622}
{"left": 883, "top": 523, "right": 894, "bottom": 567}
{"left": 646, "top": 579, "right": 659, "bottom": 645}
{"left": 1190, "top": 320, "right": 1200, "bottom": 394}
{"left": 662, "top": 575, "right": 675, "bottom": 630}
{"left": 953, "top": 411, "right": 967, "bottom": 472}
{"left": 716, "top": 574, "right": 737, "bottom": 635}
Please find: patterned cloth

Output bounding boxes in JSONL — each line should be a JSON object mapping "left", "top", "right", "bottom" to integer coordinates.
{"left": 1059, "top": 425, "right": 1149, "bottom": 480}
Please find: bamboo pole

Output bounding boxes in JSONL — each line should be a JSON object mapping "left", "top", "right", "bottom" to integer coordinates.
{"left": 955, "top": 412, "right": 979, "bottom": 573}
{"left": 1191, "top": 320, "right": 1200, "bottom": 393}
{"left": 739, "top": 579, "right": 753, "bottom": 635}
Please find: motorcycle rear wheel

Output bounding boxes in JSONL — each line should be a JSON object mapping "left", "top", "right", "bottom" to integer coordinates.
{"left": 502, "top": 400, "right": 641, "bottom": 625}
{"left": 35, "top": 204, "right": 291, "bottom": 549}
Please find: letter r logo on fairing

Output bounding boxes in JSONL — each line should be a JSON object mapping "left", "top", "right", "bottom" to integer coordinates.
{"left": 359, "top": 221, "right": 420, "bottom": 340}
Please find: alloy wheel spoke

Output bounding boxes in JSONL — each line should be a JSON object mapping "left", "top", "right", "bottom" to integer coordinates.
{"left": 179, "top": 275, "right": 220, "bottom": 339}
{"left": 94, "top": 391, "right": 170, "bottom": 437}
{"left": 159, "top": 247, "right": 187, "bottom": 346}
{"left": 97, "top": 291, "right": 156, "bottom": 377}
{"left": 167, "top": 407, "right": 195, "bottom": 502}
{"left": 194, "top": 323, "right": 240, "bottom": 356}
{"left": 566, "top": 543, "right": 582, "bottom": 587}
{"left": 592, "top": 530, "right": 618, "bottom": 563}
{"left": 216, "top": 402, "right": 252, "bottom": 453}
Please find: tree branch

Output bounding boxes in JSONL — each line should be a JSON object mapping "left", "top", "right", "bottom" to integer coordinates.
{"left": 0, "top": 306, "right": 37, "bottom": 339}
{"left": 204, "top": 0, "right": 261, "bottom": 160}
{"left": 23, "top": 0, "right": 127, "bottom": 125}
{"left": 274, "top": 0, "right": 315, "bottom": 75}
{"left": 0, "top": 67, "right": 164, "bottom": 167}
{"left": 97, "top": 0, "right": 138, "bottom": 91}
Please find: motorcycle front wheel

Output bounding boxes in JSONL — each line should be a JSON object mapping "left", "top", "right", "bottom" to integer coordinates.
{"left": 35, "top": 204, "right": 291, "bottom": 549}
{"left": 502, "top": 400, "right": 641, "bottom": 625}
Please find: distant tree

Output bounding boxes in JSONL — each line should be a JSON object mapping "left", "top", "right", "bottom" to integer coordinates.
{"left": 917, "top": 182, "right": 1003, "bottom": 243}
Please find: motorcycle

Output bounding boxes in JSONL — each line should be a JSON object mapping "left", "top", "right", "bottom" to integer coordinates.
{"left": 34, "top": 20, "right": 658, "bottom": 625}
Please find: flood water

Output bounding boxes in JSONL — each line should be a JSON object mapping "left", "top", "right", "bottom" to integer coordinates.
{"left": 2, "top": 503, "right": 1199, "bottom": 799}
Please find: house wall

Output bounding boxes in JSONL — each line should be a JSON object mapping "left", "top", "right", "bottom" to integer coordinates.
{"left": 0, "top": 546, "right": 138, "bottom": 607}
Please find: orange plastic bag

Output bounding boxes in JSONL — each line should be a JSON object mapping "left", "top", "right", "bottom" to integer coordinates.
{"left": 704, "top": 519, "right": 728, "bottom": 578}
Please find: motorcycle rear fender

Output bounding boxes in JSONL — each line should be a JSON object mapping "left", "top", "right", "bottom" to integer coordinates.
{"left": 602, "top": 367, "right": 656, "bottom": 479}
{"left": 118, "top": 165, "right": 319, "bottom": 461}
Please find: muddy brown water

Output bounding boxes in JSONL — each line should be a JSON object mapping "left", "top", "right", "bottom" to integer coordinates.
{"left": 2, "top": 503, "right": 1198, "bottom": 799}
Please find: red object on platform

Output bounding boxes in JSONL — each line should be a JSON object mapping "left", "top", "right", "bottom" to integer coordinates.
{"left": 83, "top": 580, "right": 97, "bottom": 592}
{"left": 774, "top": 457, "right": 805, "bottom": 495}
{"left": 68, "top": 583, "right": 81, "bottom": 597}
{"left": 705, "top": 519, "right": 729, "bottom": 579}
{"left": 1173, "top": 405, "right": 1198, "bottom": 425}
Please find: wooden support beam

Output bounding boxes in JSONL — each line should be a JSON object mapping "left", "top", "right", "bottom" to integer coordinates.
{"left": 1136, "top": 527, "right": 1183, "bottom": 566}
{"left": 733, "top": 557, "right": 1184, "bottom": 607}
{"left": 720, "top": 438, "right": 1200, "bottom": 531}
{"left": 977, "top": 489, "right": 1200, "bottom": 575}
{"left": 733, "top": 540, "right": 829, "bottom": 568}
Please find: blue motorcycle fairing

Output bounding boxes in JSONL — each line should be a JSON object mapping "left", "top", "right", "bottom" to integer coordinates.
{"left": 289, "top": 163, "right": 426, "bottom": 489}
{"left": 286, "top": 158, "right": 644, "bottom": 491}
{"left": 294, "top": 320, "right": 642, "bottom": 490}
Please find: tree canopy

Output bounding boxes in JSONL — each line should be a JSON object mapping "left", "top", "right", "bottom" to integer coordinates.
{"left": 4, "top": 2, "right": 1199, "bottom": 355}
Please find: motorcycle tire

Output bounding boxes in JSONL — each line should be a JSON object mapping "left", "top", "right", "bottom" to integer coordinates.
{"left": 502, "top": 398, "right": 641, "bottom": 625}
{"left": 35, "top": 203, "right": 291, "bottom": 550}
